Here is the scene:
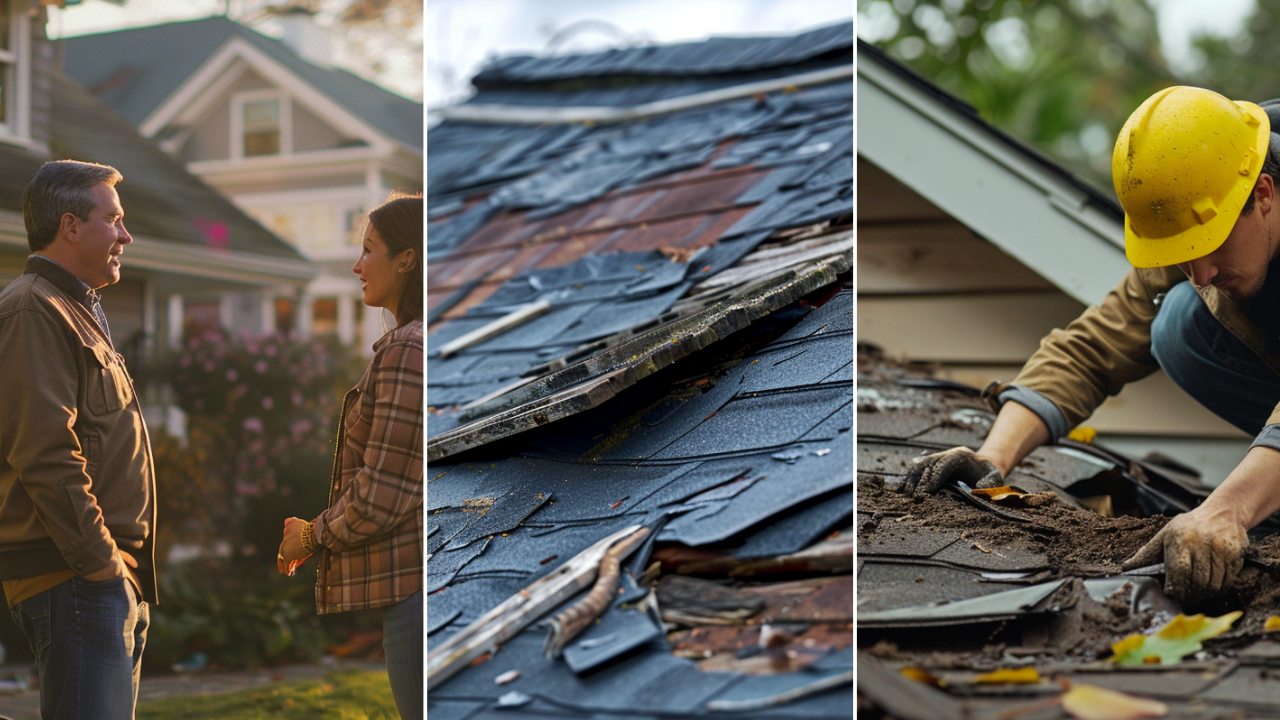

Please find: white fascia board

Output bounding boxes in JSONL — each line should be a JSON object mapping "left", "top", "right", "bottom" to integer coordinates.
{"left": 188, "top": 145, "right": 381, "bottom": 177}
{"left": 123, "top": 234, "right": 317, "bottom": 286}
{"left": 440, "top": 65, "right": 853, "bottom": 125}
{"left": 234, "top": 184, "right": 369, "bottom": 206}
{"left": 858, "top": 56, "right": 1129, "bottom": 306}
{"left": 140, "top": 36, "right": 392, "bottom": 154}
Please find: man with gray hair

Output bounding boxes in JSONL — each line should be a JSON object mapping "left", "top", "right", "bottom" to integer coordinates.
{"left": 0, "top": 160, "right": 156, "bottom": 719}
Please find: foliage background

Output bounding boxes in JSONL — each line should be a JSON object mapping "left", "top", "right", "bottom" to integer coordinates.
{"left": 858, "top": 0, "right": 1280, "bottom": 191}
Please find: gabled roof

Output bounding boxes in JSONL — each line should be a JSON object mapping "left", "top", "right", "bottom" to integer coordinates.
{"left": 61, "top": 16, "right": 422, "bottom": 150}
{"left": 857, "top": 39, "right": 1129, "bottom": 305}
{"left": 50, "top": 72, "right": 306, "bottom": 264}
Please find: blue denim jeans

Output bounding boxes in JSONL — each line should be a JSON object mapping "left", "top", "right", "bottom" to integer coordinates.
{"left": 382, "top": 590, "right": 422, "bottom": 720}
{"left": 9, "top": 575, "right": 148, "bottom": 720}
{"left": 1151, "top": 281, "right": 1280, "bottom": 436}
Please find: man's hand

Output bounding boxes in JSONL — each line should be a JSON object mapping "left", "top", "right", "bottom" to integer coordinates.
{"left": 83, "top": 551, "right": 127, "bottom": 582}
{"left": 1123, "top": 507, "right": 1249, "bottom": 605}
{"left": 902, "top": 446, "right": 1004, "bottom": 494}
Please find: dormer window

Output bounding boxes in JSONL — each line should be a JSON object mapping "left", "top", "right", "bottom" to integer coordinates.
{"left": 231, "top": 90, "right": 291, "bottom": 159}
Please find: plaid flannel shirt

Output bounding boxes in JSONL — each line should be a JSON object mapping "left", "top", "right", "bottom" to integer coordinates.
{"left": 314, "top": 319, "right": 423, "bottom": 613}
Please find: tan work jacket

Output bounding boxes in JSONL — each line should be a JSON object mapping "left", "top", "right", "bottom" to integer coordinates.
{"left": 0, "top": 259, "right": 156, "bottom": 602}
{"left": 990, "top": 266, "right": 1280, "bottom": 433}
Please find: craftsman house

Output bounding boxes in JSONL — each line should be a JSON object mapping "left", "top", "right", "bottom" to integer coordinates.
{"left": 0, "top": 2, "right": 312, "bottom": 364}
{"left": 427, "top": 23, "right": 853, "bottom": 715}
{"left": 857, "top": 39, "right": 1251, "bottom": 483}
{"left": 62, "top": 9, "right": 422, "bottom": 352}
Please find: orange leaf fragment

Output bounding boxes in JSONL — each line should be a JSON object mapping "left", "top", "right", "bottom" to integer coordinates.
{"left": 1061, "top": 683, "right": 1167, "bottom": 720}
{"left": 899, "top": 667, "right": 945, "bottom": 687}
{"left": 1266, "top": 616, "right": 1280, "bottom": 633}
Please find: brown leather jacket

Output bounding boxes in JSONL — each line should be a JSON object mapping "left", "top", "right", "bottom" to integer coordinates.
{"left": 988, "top": 265, "right": 1280, "bottom": 432}
{"left": 0, "top": 258, "right": 156, "bottom": 602}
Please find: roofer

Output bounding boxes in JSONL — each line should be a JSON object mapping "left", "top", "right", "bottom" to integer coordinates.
{"left": 904, "top": 86, "right": 1280, "bottom": 606}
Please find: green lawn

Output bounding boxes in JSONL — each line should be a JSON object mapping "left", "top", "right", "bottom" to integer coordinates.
{"left": 136, "top": 670, "right": 398, "bottom": 720}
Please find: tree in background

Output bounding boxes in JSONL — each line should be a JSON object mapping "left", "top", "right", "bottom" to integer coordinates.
{"left": 1191, "top": 0, "right": 1280, "bottom": 105}
{"left": 858, "top": 0, "right": 1178, "bottom": 189}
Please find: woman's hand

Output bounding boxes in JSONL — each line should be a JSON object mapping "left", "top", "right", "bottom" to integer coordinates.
{"left": 278, "top": 517, "right": 314, "bottom": 576}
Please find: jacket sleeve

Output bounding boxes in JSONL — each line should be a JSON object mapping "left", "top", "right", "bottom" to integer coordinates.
{"left": 0, "top": 308, "right": 117, "bottom": 575}
{"left": 1002, "top": 267, "right": 1176, "bottom": 431}
{"left": 318, "top": 338, "right": 423, "bottom": 550}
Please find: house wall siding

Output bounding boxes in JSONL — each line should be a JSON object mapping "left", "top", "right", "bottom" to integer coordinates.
{"left": 292, "top": 102, "right": 344, "bottom": 152}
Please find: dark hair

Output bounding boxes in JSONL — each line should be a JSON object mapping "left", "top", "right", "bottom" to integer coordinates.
{"left": 1242, "top": 139, "right": 1280, "bottom": 217}
{"left": 23, "top": 160, "right": 123, "bottom": 252}
{"left": 368, "top": 192, "right": 423, "bottom": 326}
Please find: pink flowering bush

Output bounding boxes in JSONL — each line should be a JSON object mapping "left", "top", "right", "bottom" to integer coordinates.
{"left": 158, "top": 329, "right": 364, "bottom": 558}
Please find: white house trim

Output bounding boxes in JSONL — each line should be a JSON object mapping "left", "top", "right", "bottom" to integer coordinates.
{"left": 140, "top": 36, "right": 392, "bottom": 155}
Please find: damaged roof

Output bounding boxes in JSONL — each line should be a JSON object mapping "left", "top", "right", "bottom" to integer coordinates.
{"left": 427, "top": 23, "right": 853, "bottom": 717}
{"left": 856, "top": 349, "right": 1280, "bottom": 718}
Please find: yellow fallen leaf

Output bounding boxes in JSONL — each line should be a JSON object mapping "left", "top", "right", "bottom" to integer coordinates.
{"left": 975, "top": 667, "right": 1040, "bottom": 684}
{"left": 899, "top": 667, "right": 944, "bottom": 687}
{"left": 1062, "top": 683, "right": 1167, "bottom": 720}
{"left": 1267, "top": 616, "right": 1280, "bottom": 633}
{"left": 1068, "top": 426, "right": 1097, "bottom": 443}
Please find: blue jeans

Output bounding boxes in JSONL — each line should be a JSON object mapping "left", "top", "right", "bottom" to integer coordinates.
{"left": 9, "top": 575, "right": 148, "bottom": 720}
{"left": 1151, "top": 281, "right": 1280, "bottom": 435}
{"left": 382, "top": 590, "right": 422, "bottom": 720}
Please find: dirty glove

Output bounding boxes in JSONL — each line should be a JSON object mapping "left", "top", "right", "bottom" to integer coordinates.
{"left": 1122, "top": 509, "right": 1248, "bottom": 605}
{"left": 902, "top": 446, "right": 1003, "bottom": 495}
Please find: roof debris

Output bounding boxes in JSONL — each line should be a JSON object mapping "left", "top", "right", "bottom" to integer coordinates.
{"left": 857, "top": 348, "right": 1280, "bottom": 718}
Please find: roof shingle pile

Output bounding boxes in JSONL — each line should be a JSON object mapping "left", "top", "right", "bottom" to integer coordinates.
{"left": 427, "top": 22, "right": 853, "bottom": 719}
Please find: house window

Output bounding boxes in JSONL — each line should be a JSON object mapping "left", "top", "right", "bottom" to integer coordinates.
{"left": 242, "top": 98, "right": 279, "bottom": 156}
{"left": 0, "top": 0, "right": 30, "bottom": 142}
{"left": 231, "top": 91, "right": 291, "bottom": 159}
{"left": 344, "top": 206, "right": 365, "bottom": 245}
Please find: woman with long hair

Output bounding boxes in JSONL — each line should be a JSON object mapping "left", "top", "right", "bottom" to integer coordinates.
{"left": 277, "top": 192, "right": 423, "bottom": 719}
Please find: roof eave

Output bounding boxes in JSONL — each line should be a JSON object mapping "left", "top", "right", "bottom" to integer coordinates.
{"left": 857, "top": 41, "right": 1129, "bottom": 306}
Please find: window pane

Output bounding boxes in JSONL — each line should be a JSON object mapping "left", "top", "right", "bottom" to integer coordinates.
{"left": 244, "top": 129, "right": 279, "bottom": 156}
{"left": 243, "top": 98, "right": 279, "bottom": 127}
{"left": 0, "top": 0, "right": 12, "bottom": 53}
{"left": 0, "top": 67, "right": 11, "bottom": 125}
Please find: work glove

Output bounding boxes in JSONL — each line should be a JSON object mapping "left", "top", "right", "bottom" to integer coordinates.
{"left": 901, "top": 446, "right": 1003, "bottom": 495}
{"left": 1122, "top": 509, "right": 1248, "bottom": 605}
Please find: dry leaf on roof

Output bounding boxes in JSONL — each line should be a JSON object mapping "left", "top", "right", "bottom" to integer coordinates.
{"left": 1061, "top": 683, "right": 1167, "bottom": 720}
{"left": 899, "top": 666, "right": 944, "bottom": 687}
{"left": 1110, "top": 611, "right": 1241, "bottom": 666}
{"left": 970, "top": 486, "right": 1056, "bottom": 508}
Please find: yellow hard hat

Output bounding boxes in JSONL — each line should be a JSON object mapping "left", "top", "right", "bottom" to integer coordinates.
{"left": 1112, "top": 86, "right": 1270, "bottom": 268}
